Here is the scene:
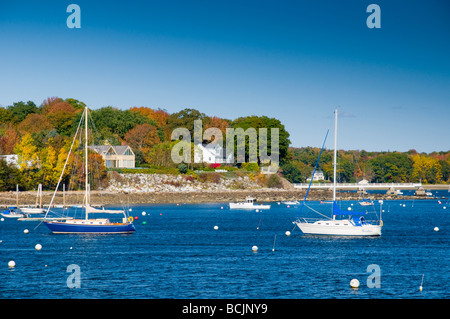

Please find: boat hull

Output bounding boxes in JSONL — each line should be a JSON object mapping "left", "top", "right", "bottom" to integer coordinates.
{"left": 21, "top": 207, "right": 46, "bottom": 214}
{"left": 43, "top": 220, "right": 136, "bottom": 234}
{"left": 294, "top": 220, "right": 381, "bottom": 236}
{"left": 229, "top": 203, "right": 271, "bottom": 210}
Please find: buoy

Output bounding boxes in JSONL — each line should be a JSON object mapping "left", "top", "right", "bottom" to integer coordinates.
{"left": 129, "top": 208, "right": 132, "bottom": 212}
{"left": 348, "top": 207, "right": 352, "bottom": 211}
{"left": 287, "top": 205, "right": 290, "bottom": 208}
{"left": 434, "top": 227, "right": 439, "bottom": 232}
{"left": 350, "top": 279, "right": 360, "bottom": 288}
{"left": 1, "top": 218, "right": 4, "bottom": 221}
{"left": 443, "top": 206, "right": 447, "bottom": 210}
{"left": 252, "top": 245, "right": 258, "bottom": 252}
{"left": 403, "top": 204, "right": 406, "bottom": 207}
{"left": 160, "top": 213, "right": 162, "bottom": 216}
{"left": 24, "top": 229, "right": 29, "bottom": 234}
{"left": 256, "top": 209, "right": 259, "bottom": 212}
{"left": 35, "top": 244, "right": 42, "bottom": 251}
{"left": 142, "top": 211, "right": 146, "bottom": 216}
{"left": 134, "top": 216, "right": 139, "bottom": 220}
{"left": 142, "top": 221, "right": 147, "bottom": 225}
{"left": 70, "top": 247, "right": 73, "bottom": 250}
{"left": 285, "top": 231, "right": 291, "bottom": 236}
{"left": 214, "top": 225, "right": 219, "bottom": 230}
{"left": 8, "top": 260, "right": 15, "bottom": 268}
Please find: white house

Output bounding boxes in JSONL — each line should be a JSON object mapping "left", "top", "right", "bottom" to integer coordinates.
{"left": 194, "top": 143, "right": 233, "bottom": 164}
{"left": 307, "top": 170, "right": 325, "bottom": 182}
{"left": 88, "top": 145, "right": 135, "bottom": 168}
{"left": 0, "top": 154, "right": 19, "bottom": 168}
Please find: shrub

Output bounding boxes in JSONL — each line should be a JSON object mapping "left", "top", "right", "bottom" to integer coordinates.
{"left": 265, "top": 174, "right": 283, "bottom": 188}
{"left": 242, "top": 162, "right": 260, "bottom": 172}
{"left": 178, "top": 163, "right": 188, "bottom": 174}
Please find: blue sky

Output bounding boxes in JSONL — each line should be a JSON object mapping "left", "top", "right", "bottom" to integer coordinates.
{"left": 1, "top": 0, "right": 449, "bottom": 152}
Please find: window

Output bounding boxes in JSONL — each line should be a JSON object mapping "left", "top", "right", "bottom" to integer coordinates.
{"left": 125, "top": 148, "right": 133, "bottom": 155}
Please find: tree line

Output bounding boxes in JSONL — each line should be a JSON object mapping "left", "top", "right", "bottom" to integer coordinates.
{"left": 0, "top": 97, "right": 290, "bottom": 191}
{"left": 281, "top": 147, "right": 450, "bottom": 185}
{"left": 1, "top": 97, "right": 448, "bottom": 192}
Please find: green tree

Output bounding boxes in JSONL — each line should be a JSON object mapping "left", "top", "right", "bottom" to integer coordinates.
{"left": 7, "top": 101, "right": 39, "bottom": 123}
{"left": 368, "top": 152, "right": 413, "bottom": 183}
{"left": 280, "top": 161, "right": 304, "bottom": 183}
{"left": 90, "top": 106, "right": 152, "bottom": 139}
{"left": 0, "top": 159, "right": 19, "bottom": 191}
{"left": 230, "top": 115, "right": 290, "bottom": 166}
{"left": 167, "top": 108, "right": 209, "bottom": 140}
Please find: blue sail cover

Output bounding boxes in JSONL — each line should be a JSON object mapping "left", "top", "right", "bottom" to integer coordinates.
{"left": 333, "top": 202, "right": 366, "bottom": 216}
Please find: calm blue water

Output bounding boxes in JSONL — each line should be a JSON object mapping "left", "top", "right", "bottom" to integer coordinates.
{"left": 0, "top": 197, "right": 449, "bottom": 299}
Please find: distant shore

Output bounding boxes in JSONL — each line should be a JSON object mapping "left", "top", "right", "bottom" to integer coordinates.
{"left": 0, "top": 188, "right": 446, "bottom": 207}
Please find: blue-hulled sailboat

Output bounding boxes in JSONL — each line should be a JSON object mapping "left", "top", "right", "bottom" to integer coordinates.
{"left": 43, "top": 107, "right": 135, "bottom": 234}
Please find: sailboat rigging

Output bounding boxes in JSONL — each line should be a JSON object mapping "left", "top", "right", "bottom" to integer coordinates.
{"left": 293, "top": 109, "right": 382, "bottom": 236}
{"left": 43, "top": 107, "right": 135, "bottom": 234}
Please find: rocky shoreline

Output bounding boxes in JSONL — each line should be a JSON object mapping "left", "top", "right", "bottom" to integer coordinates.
{"left": 1, "top": 173, "right": 446, "bottom": 207}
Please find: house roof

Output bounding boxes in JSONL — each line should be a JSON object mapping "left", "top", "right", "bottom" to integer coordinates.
{"left": 88, "top": 145, "right": 134, "bottom": 156}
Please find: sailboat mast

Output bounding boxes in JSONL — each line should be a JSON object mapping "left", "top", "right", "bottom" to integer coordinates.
{"left": 333, "top": 109, "right": 338, "bottom": 220}
{"left": 85, "top": 107, "right": 89, "bottom": 220}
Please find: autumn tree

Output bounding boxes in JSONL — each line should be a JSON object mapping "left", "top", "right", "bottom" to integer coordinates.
{"left": 17, "top": 113, "right": 53, "bottom": 135}
{"left": 130, "top": 106, "right": 170, "bottom": 141}
{"left": 123, "top": 123, "right": 161, "bottom": 165}
{"left": 13, "top": 133, "right": 40, "bottom": 189}
{"left": 44, "top": 101, "right": 79, "bottom": 136}
{"left": 411, "top": 154, "right": 442, "bottom": 184}
{"left": 0, "top": 127, "right": 20, "bottom": 155}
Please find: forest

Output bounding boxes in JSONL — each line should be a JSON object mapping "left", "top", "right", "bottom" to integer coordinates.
{"left": 283, "top": 147, "right": 450, "bottom": 185}
{"left": 0, "top": 96, "right": 449, "bottom": 191}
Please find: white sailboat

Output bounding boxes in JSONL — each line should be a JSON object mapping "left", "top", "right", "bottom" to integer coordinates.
{"left": 293, "top": 109, "right": 382, "bottom": 236}
{"left": 21, "top": 184, "right": 47, "bottom": 214}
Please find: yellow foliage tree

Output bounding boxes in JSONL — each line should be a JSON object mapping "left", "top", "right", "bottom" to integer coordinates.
{"left": 14, "top": 133, "right": 39, "bottom": 170}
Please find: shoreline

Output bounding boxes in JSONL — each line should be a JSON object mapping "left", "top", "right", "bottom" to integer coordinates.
{"left": 0, "top": 188, "right": 446, "bottom": 207}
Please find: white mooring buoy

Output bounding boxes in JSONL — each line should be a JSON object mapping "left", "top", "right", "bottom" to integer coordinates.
{"left": 24, "top": 229, "right": 29, "bottom": 234}
{"left": 252, "top": 245, "right": 258, "bottom": 252}
{"left": 285, "top": 231, "right": 291, "bottom": 236}
{"left": 214, "top": 225, "right": 219, "bottom": 230}
{"left": 8, "top": 260, "right": 15, "bottom": 268}
{"left": 350, "top": 279, "right": 360, "bottom": 288}
{"left": 434, "top": 227, "right": 439, "bottom": 232}
{"left": 35, "top": 244, "right": 42, "bottom": 251}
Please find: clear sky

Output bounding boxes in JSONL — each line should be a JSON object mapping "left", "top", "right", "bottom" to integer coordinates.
{"left": 1, "top": 0, "right": 449, "bottom": 153}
